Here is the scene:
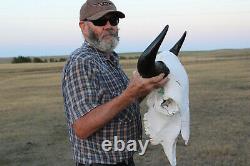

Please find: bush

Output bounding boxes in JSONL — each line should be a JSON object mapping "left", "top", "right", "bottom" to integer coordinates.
{"left": 119, "top": 56, "right": 127, "bottom": 60}
{"left": 12, "top": 56, "right": 32, "bottom": 63}
{"left": 33, "top": 57, "right": 44, "bottom": 63}
{"left": 59, "top": 58, "right": 67, "bottom": 62}
{"left": 49, "top": 58, "right": 58, "bottom": 62}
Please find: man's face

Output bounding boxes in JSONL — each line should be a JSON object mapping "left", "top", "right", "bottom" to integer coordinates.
{"left": 81, "top": 14, "right": 120, "bottom": 53}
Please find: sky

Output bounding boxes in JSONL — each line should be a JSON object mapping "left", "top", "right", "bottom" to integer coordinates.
{"left": 0, "top": 0, "right": 250, "bottom": 57}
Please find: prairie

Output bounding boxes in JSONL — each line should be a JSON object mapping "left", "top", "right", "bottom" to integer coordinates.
{"left": 0, "top": 49, "right": 250, "bottom": 166}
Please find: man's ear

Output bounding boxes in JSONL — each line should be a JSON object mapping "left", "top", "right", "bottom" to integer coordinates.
{"left": 79, "top": 21, "right": 84, "bottom": 27}
{"left": 79, "top": 21, "right": 88, "bottom": 36}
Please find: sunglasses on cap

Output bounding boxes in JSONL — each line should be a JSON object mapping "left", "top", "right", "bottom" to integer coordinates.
{"left": 85, "top": 16, "right": 119, "bottom": 26}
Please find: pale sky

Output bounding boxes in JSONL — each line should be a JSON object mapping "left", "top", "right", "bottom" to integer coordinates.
{"left": 0, "top": 0, "right": 250, "bottom": 57}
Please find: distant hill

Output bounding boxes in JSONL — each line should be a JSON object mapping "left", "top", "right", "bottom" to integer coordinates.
{"left": 0, "top": 55, "right": 69, "bottom": 64}
{"left": 181, "top": 48, "right": 250, "bottom": 58}
{"left": 1, "top": 48, "right": 250, "bottom": 64}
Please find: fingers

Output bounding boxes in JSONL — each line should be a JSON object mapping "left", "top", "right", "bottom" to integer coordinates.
{"left": 134, "top": 71, "right": 167, "bottom": 85}
{"left": 132, "top": 70, "right": 137, "bottom": 76}
{"left": 133, "top": 71, "right": 168, "bottom": 85}
{"left": 134, "top": 71, "right": 165, "bottom": 81}
{"left": 148, "top": 73, "right": 165, "bottom": 83}
{"left": 132, "top": 70, "right": 142, "bottom": 79}
{"left": 154, "top": 76, "right": 169, "bottom": 88}
{"left": 144, "top": 73, "right": 168, "bottom": 89}
{"left": 128, "top": 71, "right": 169, "bottom": 98}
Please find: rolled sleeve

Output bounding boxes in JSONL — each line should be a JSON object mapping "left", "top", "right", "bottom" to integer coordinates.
{"left": 63, "top": 57, "right": 100, "bottom": 124}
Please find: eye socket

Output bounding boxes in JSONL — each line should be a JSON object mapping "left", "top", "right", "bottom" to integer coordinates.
{"left": 159, "top": 98, "right": 179, "bottom": 116}
{"left": 161, "top": 98, "right": 174, "bottom": 108}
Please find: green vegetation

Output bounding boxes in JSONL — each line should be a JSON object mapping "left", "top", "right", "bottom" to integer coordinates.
{"left": 10, "top": 56, "right": 67, "bottom": 64}
{"left": 12, "top": 56, "right": 32, "bottom": 63}
{"left": 0, "top": 49, "right": 250, "bottom": 165}
{"left": 33, "top": 57, "right": 45, "bottom": 63}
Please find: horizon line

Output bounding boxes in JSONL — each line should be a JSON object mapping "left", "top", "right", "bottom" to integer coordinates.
{"left": 0, "top": 47, "right": 250, "bottom": 58}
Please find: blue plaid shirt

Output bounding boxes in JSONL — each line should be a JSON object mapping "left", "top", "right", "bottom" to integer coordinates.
{"left": 62, "top": 42, "right": 142, "bottom": 164}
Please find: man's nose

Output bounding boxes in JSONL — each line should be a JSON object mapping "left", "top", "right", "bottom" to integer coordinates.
{"left": 103, "top": 21, "right": 113, "bottom": 29}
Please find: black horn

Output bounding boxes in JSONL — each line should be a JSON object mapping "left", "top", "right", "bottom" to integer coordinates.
{"left": 169, "top": 31, "right": 187, "bottom": 56}
{"left": 137, "top": 25, "right": 170, "bottom": 78}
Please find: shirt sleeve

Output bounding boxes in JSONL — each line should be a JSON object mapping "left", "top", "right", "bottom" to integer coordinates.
{"left": 63, "top": 57, "right": 100, "bottom": 124}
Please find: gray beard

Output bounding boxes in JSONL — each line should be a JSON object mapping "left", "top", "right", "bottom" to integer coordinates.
{"left": 86, "top": 28, "right": 119, "bottom": 53}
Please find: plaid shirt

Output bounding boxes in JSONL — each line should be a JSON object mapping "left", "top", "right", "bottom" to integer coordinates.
{"left": 61, "top": 42, "right": 142, "bottom": 164}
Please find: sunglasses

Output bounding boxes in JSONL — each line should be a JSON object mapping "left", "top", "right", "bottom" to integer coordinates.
{"left": 85, "top": 16, "right": 119, "bottom": 26}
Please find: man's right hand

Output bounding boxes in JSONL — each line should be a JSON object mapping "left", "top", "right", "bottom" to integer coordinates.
{"left": 124, "top": 71, "right": 168, "bottom": 101}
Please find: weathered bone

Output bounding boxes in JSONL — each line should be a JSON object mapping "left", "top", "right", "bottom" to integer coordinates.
{"left": 137, "top": 26, "right": 189, "bottom": 166}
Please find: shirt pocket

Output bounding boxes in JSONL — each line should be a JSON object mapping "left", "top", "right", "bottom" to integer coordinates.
{"left": 97, "top": 67, "right": 135, "bottom": 123}
{"left": 98, "top": 69, "right": 127, "bottom": 99}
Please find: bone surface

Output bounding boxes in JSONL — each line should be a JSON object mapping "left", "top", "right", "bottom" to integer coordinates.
{"left": 139, "top": 27, "right": 190, "bottom": 166}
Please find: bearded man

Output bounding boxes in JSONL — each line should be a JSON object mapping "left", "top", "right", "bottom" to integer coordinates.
{"left": 61, "top": 0, "right": 168, "bottom": 165}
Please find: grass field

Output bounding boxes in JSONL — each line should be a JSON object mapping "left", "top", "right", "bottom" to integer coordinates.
{"left": 0, "top": 50, "right": 250, "bottom": 166}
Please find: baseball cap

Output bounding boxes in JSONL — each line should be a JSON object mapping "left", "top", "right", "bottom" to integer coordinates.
{"left": 80, "top": 0, "right": 125, "bottom": 21}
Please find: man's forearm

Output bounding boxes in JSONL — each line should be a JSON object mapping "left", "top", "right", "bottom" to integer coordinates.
{"left": 73, "top": 72, "right": 168, "bottom": 139}
{"left": 73, "top": 89, "right": 136, "bottom": 139}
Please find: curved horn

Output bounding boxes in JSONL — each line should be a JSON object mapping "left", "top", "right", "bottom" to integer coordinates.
{"left": 169, "top": 31, "right": 187, "bottom": 56}
{"left": 137, "top": 25, "right": 170, "bottom": 78}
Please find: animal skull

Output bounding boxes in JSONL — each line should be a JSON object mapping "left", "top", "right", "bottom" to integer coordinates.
{"left": 137, "top": 25, "right": 190, "bottom": 166}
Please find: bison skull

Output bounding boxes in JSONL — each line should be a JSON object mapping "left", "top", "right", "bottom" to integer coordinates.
{"left": 137, "top": 25, "right": 190, "bottom": 166}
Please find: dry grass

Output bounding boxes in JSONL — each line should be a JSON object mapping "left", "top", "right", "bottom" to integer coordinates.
{"left": 0, "top": 50, "right": 250, "bottom": 166}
